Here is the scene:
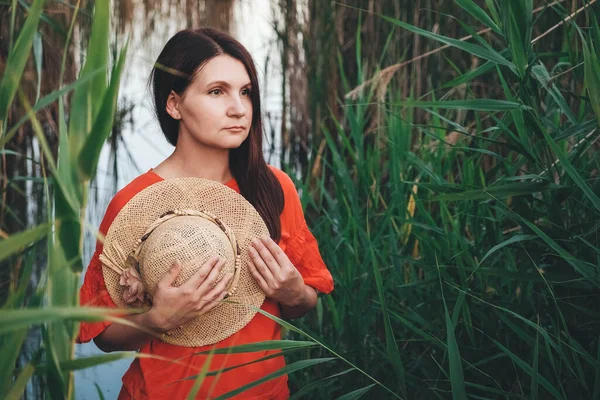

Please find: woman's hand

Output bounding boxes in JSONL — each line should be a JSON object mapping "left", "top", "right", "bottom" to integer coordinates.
{"left": 145, "top": 256, "right": 232, "bottom": 332}
{"left": 247, "top": 236, "right": 310, "bottom": 308}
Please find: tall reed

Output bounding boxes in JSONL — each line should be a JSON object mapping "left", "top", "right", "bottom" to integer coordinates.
{"left": 1, "top": 1, "right": 126, "bottom": 398}
{"left": 283, "top": 1, "right": 600, "bottom": 398}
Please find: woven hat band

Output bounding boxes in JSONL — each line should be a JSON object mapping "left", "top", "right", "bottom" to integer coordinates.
{"left": 131, "top": 209, "right": 242, "bottom": 295}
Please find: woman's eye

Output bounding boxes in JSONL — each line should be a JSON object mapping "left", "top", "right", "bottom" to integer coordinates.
{"left": 241, "top": 88, "right": 251, "bottom": 96}
{"left": 209, "top": 88, "right": 223, "bottom": 95}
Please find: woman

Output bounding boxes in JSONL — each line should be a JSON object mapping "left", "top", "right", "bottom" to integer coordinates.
{"left": 77, "top": 28, "right": 334, "bottom": 399}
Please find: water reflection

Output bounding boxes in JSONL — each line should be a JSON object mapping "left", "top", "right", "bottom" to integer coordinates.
{"left": 75, "top": 1, "right": 282, "bottom": 397}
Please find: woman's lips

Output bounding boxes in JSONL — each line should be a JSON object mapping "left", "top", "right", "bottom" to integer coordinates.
{"left": 224, "top": 126, "right": 246, "bottom": 132}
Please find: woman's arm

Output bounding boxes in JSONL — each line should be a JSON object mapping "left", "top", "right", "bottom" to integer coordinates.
{"left": 94, "top": 311, "right": 163, "bottom": 352}
{"left": 280, "top": 284, "right": 318, "bottom": 319}
{"left": 94, "top": 257, "right": 231, "bottom": 352}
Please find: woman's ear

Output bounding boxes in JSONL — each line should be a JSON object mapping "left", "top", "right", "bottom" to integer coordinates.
{"left": 166, "top": 91, "right": 182, "bottom": 120}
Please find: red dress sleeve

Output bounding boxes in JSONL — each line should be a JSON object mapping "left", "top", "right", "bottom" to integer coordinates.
{"left": 270, "top": 167, "right": 334, "bottom": 294}
{"left": 77, "top": 171, "right": 162, "bottom": 343}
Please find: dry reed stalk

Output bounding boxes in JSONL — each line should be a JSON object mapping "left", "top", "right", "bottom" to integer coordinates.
{"left": 344, "top": 0, "right": 572, "bottom": 100}
{"left": 532, "top": 0, "right": 598, "bottom": 45}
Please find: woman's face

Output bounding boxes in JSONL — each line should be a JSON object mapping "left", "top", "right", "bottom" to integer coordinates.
{"left": 167, "top": 54, "right": 253, "bottom": 150}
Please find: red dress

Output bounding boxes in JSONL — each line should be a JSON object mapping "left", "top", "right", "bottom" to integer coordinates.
{"left": 77, "top": 167, "right": 334, "bottom": 399}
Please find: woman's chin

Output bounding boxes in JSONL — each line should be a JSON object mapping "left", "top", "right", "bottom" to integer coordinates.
{"left": 220, "top": 136, "right": 249, "bottom": 149}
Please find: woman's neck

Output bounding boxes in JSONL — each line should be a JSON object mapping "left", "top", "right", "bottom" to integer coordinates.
{"left": 154, "top": 135, "right": 233, "bottom": 183}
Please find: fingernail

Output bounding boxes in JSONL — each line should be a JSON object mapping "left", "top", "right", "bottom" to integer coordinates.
{"left": 224, "top": 292, "right": 230, "bottom": 299}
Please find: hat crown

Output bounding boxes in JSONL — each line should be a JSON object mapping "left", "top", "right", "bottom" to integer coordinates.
{"left": 139, "top": 216, "right": 235, "bottom": 297}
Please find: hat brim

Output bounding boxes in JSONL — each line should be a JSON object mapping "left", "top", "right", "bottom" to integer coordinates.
{"left": 101, "top": 178, "right": 268, "bottom": 347}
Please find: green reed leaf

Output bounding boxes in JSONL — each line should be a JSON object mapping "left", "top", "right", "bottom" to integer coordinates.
{"left": 67, "top": 0, "right": 109, "bottom": 152}
{"left": 489, "top": 336, "right": 562, "bottom": 399}
{"left": 582, "top": 34, "right": 600, "bottom": 125}
{"left": 187, "top": 348, "right": 214, "bottom": 400}
{"left": 442, "top": 282, "right": 467, "bottom": 399}
{"left": 368, "top": 242, "right": 406, "bottom": 396}
{"left": 501, "top": 0, "right": 533, "bottom": 78}
{"left": 0, "top": 307, "right": 135, "bottom": 334}
{"left": 432, "top": 181, "right": 557, "bottom": 202}
{"left": 289, "top": 368, "right": 356, "bottom": 400}
{"left": 0, "top": 0, "right": 45, "bottom": 131}
{"left": 380, "top": 13, "right": 516, "bottom": 72}
{"left": 478, "top": 234, "right": 537, "bottom": 266}
{"left": 35, "top": 352, "right": 147, "bottom": 373}
{"left": 78, "top": 43, "right": 128, "bottom": 180}
{"left": 531, "top": 62, "right": 577, "bottom": 124}
{"left": 594, "top": 333, "right": 600, "bottom": 399}
{"left": 443, "top": 60, "right": 496, "bottom": 89}
{"left": 541, "top": 128, "right": 600, "bottom": 214}
{"left": 5, "top": 362, "right": 35, "bottom": 400}
{"left": 94, "top": 383, "right": 106, "bottom": 400}
{"left": 335, "top": 384, "right": 376, "bottom": 400}
{"left": 214, "top": 358, "right": 336, "bottom": 400}
{"left": 3, "top": 67, "right": 104, "bottom": 146}
{"left": 392, "top": 99, "right": 525, "bottom": 111}
{"left": 454, "top": 0, "right": 502, "bottom": 35}
{"left": 191, "top": 340, "right": 318, "bottom": 355}
{"left": 531, "top": 319, "right": 540, "bottom": 400}
{"left": 0, "top": 223, "right": 50, "bottom": 262}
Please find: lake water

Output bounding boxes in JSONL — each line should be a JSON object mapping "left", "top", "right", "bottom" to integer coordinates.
{"left": 75, "top": 1, "right": 284, "bottom": 398}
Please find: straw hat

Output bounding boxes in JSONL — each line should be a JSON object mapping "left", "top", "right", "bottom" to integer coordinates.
{"left": 99, "top": 177, "right": 268, "bottom": 347}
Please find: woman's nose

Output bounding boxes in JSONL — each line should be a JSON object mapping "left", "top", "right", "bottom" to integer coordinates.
{"left": 227, "top": 95, "right": 247, "bottom": 117}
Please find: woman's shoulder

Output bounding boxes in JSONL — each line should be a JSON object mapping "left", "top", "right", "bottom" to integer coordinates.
{"left": 109, "top": 171, "right": 162, "bottom": 209}
{"left": 267, "top": 165, "right": 297, "bottom": 194}
{"left": 100, "top": 171, "right": 162, "bottom": 233}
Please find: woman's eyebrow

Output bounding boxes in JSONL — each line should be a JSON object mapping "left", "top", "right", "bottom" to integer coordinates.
{"left": 205, "top": 80, "right": 252, "bottom": 88}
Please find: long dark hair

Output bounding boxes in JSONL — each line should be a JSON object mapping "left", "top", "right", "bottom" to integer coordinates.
{"left": 149, "top": 28, "right": 284, "bottom": 241}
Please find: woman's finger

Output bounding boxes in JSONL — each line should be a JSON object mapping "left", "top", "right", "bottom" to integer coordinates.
{"left": 182, "top": 256, "right": 220, "bottom": 290}
{"left": 251, "top": 239, "right": 280, "bottom": 269}
{"left": 157, "top": 261, "right": 182, "bottom": 290}
{"left": 198, "top": 273, "right": 232, "bottom": 312}
{"left": 196, "top": 258, "right": 227, "bottom": 294}
{"left": 248, "top": 245, "right": 277, "bottom": 284}
{"left": 259, "top": 236, "right": 290, "bottom": 268}
{"left": 199, "top": 289, "right": 230, "bottom": 315}
{"left": 247, "top": 259, "right": 269, "bottom": 292}
{"left": 251, "top": 239, "right": 286, "bottom": 283}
